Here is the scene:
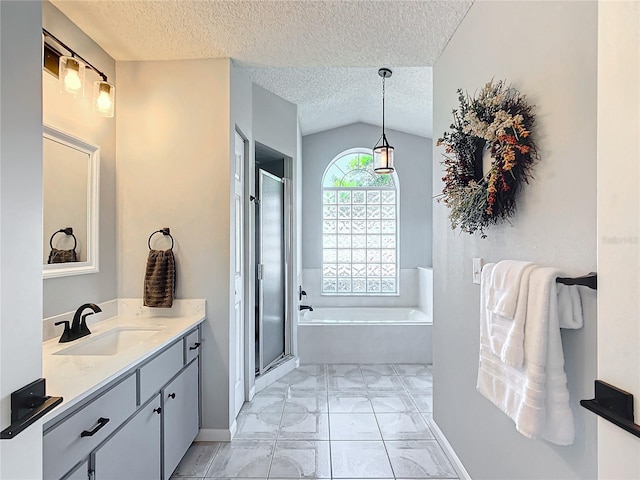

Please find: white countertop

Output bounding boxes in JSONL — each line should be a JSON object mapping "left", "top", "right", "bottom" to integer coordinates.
{"left": 42, "top": 299, "right": 205, "bottom": 427}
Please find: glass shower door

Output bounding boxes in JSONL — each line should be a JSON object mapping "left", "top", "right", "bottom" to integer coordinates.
{"left": 258, "top": 169, "right": 285, "bottom": 373}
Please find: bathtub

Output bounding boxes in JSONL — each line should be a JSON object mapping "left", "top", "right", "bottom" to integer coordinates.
{"left": 298, "top": 307, "right": 432, "bottom": 364}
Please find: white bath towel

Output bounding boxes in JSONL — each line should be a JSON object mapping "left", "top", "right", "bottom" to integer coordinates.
{"left": 487, "top": 260, "right": 534, "bottom": 319}
{"left": 477, "top": 266, "right": 576, "bottom": 445}
{"left": 557, "top": 283, "right": 584, "bottom": 329}
{"left": 481, "top": 261, "right": 535, "bottom": 367}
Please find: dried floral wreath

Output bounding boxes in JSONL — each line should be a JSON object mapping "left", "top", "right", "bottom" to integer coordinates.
{"left": 437, "top": 80, "right": 538, "bottom": 237}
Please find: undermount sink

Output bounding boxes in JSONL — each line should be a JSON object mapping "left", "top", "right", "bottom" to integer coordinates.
{"left": 53, "top": 327, "right": 164, "bottom": 356}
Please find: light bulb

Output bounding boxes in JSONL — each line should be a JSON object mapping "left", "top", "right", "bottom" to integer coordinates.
{"left": 64, "top": 69, "right": 82, "bottom": 93}
{"left": 96, "top": 89, "right": 112, "bottom": 111}
{"left": 59, "top": 56, "right": 85, "bottom": 95}
{"left": 93, "top": 81, "right": 115, "bottom": 117}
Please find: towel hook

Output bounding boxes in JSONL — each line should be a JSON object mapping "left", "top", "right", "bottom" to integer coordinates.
{"left": 49, "top": 227, "right": 77, "bottom": 251}
{"left": 148, "top": 227, "right": 174, "bottom": 251}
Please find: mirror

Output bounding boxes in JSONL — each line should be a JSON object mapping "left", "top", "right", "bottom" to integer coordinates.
{"left": 43, "top": 124, "right": 99, "bottom": 278}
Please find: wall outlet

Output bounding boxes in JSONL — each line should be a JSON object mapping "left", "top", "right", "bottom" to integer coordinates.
{"left": 472, "top": 257, "right": 483, "bottom": 284}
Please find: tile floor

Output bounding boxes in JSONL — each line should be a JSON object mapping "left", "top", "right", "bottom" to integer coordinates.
{"left": 171, "top": 363, "right": 458, "bottom": 479}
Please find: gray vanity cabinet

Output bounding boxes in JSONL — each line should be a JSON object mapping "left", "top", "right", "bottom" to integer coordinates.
{"left": 93, "top": 395, "right": 162, "bottom": 480}
{"left": 64, "top": 461, "right": 89, "bottom": 480}
{"left": 44, "top": 325, "right": 202, "bottom": 480}
{"left": 162, "top": 360, "right": 199, "bottom": 480}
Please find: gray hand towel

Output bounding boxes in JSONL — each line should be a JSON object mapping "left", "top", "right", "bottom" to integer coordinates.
{"left": 143, "top": 249, "right": 176, "bottom": 308}
{"left": 48, "top": 248, "right": 77, "bottom": 264}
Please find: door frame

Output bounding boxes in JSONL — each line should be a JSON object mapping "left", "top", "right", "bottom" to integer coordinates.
{"left": 245, "top": 144, "right": 295, "bottom": 392}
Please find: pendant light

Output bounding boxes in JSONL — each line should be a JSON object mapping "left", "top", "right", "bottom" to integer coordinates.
{"left": 373, "top": 67, "right": 394, "bottom": 174}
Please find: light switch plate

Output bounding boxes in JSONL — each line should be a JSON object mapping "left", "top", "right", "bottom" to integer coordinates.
{"left": 472, "top": 257, "right": 483, "bottom": 284}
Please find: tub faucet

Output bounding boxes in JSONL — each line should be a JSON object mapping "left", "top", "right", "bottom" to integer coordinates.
{"left": 299, "top": 305, "right": 313, "bottom": 312}
{"left": 55, "top": 303, "right": 102, "bottom": 343}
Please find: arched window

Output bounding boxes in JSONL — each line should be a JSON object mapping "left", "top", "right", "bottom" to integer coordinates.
{"left": 321, "top": 148, "right": 399, "bottom": 295}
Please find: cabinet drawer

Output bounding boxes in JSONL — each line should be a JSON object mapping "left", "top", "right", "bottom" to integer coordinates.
{"left": 184, "top": 328, "right": 201, "bottom": 364}
{"left": 139, "top": 341, "right": 182, "bottom": 404}
{"left": 44, "top": 375, "right": 137, "bottom": 480}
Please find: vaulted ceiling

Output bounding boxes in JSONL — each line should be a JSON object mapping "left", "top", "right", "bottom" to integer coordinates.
{"left": 51, "top": 0, "right": 473, "bottom": 138}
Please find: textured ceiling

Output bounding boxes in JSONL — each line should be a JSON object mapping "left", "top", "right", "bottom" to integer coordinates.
{"left": 51, "top": 0, "right": 473, "bottom": 138}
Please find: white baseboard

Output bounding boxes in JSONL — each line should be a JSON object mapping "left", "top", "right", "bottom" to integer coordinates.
{"left": 427, "top": 417, "right": 472, "bottom": 480}
{"left": 196, "top": 420, "right": 237, "bottom": 442}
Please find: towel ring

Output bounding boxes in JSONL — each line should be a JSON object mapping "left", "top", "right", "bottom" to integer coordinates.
{"left": 148, "top": 227, "right": 174, "bottom": 251}
{"left": 49, "top": 227, "right": 77, "bottom": 251}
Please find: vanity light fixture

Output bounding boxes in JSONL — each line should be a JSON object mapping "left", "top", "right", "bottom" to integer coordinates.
{"left": 43, "top": 28, "right": 115, "bottom": 118}
{"left": 373, "top": 67, "right": 394, "bottom": 174}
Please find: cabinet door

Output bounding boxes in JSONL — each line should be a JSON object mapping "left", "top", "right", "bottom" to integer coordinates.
{"left": 62, "top": 461, "right": 89, "bottom": 480}
{"left": 163, "top": 361, "right": 199, "bottom": 480}
{"left": 94, "top": 396, "right": 161, "bottom": 480}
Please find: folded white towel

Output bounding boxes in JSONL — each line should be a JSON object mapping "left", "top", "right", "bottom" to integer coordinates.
{"left": 557, "top": 283, "right": 584, "bottom": 329}
{"left": 487, "top": 260, "right": 534, "bottom": 320}
{"left": 477, "top": 266, "right": 576, "bottom": 445}
{"left": 481, "top": 261, "right": 535, "bottom": 366}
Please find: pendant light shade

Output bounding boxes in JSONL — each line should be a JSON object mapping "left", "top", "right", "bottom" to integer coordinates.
{"left": 93, "top": 81, "right": 115, "bottom": 117}
{"left": 59, "top": 56, "right": 85, "bottom": 95}
{"left": 373, "top": 68, "right": 395, "bottom": 174}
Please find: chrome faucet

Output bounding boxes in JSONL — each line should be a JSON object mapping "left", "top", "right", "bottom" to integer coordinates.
{"left": 299, "top": 305, "right": 313, "bottom": 312}
{"left": 55, "top": 303, "right": 102, "bottom": 343}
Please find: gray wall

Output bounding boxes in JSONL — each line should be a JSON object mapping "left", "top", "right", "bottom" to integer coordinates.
{"left": 117, "top": 58, "right": 233, "bottom": 433}
{"left": 432, "top": 2, "right": 597, "bottom": 479}
{"left": 301, "top": 122, "right": 432, "bottom": 270}
{"left": 42, "top": 1, "right": 117, "bottom": 317}
{"left": 253, "top": 84, "right": 298, "bottom": 159}
{"left": 0, "top": 2, "right": 45, "bottom": 477}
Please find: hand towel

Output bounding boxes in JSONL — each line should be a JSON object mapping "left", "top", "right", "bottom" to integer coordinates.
{"left": 477, "top": 266, "right": 576, "bottom": 445}
{"left": 143, "top": 249, "right": 176, "bottom": 308}
{"left": 487, "top": 260, "right": 534, "bottom": 319}
{"left": 47, "top": 248, "right": 77, "bottom": 264}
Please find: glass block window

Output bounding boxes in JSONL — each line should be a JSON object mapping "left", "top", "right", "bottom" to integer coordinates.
{"left": 321, "top": 149, "right": 398, "bottom": 295}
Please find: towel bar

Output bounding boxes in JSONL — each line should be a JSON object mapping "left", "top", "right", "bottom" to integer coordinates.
{"left": 148, "top": 227, "right": 174, "bottom": 250}
{"left": 556, "top": 272, "right": 597, "bottom": 290}
{"left": 581, "top": 380, "right": 640, "bottom": 438}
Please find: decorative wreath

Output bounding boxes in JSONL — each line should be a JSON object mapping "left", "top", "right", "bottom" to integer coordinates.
{"left": 437, "top": 80, "right": 538, "bottom": 238}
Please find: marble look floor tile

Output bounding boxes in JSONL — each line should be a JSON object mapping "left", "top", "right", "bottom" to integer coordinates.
{"left": 205, "top": 440, "right": 275, "bottom": 478}
{"left": 376, "top": 412, "right": 434, "bottom": 441}
{"left": 172, "top": 441, "right": 221, "bottom": 477}
{"left": 295, "top": 364, "right": 327, "bottom": 376}
{"left": 259, "top": 380, "right": 291, "bottom": 396}
{"left": 363, "top": 375, "right": 404, "bottom": 391}
{"left": 369, "top": 392, "right": 417, "bottom": 413}
{"left": 288, "top": 375, "right": 327, "bottom": 391}
{"left": 241, "top": 394, "right": 285, "bottom": 414}
{"left": 400, "top": 375, "right": 433, "bottom": 393}
{"left": 234, "top": 412, "right": 281, "bottom": 440}
{"left": 283, "top": 392, "right": 328, "bottom": 414}
{"left": 278, "top": 413, "right": 330, "bottom": 440}
{"left": 392, "top": 364, "right": 432, "bottom": 376}
{"left": 268, "top": 441, "right": 331, "bottom": 478}
{"left": 410, "top": 393, "right": 433, "bottom": 412}
{"left": 330, "top": 441, "right": 394, "bottom": 478}
{"left": 385, "top": 440, "right": 458, "bottom": 478}
{"left": 327, "top": 364, "right": 362, "bottom": 378}
{"left": 328, "top": 376, "right": 366, "bottom": 392}
{"left": 329, "top": 413, "right": 382, "bottom": 441}
{"left": 358, "top": 364, "right": 396, "bottom": 376}
{"left": 328, "top": 392, "right": 374, "bottom": 413}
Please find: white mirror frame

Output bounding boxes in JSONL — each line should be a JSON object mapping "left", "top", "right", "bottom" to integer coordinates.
{"left": 43, "top": 124, "right": 100, "bottom": 279}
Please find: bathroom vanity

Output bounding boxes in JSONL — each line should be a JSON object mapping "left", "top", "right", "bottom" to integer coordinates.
{"left": 42, "top": 301, "right": 205, "bottom": 480}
